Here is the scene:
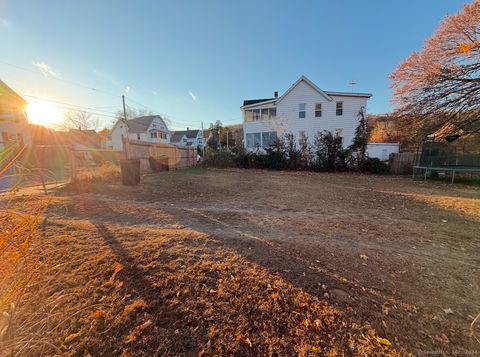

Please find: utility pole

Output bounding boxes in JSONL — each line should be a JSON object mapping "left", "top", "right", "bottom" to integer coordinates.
{"left": 122, "top": 95, "right": 130, "bottom": 159}
{"left": 201, "top": 121, "right": 205, "bottom": 157}
{"left": 218, "top": 126, "right": 221, "bottom": 150}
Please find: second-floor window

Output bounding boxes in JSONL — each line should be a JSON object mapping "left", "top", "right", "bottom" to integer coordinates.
{"left": 315, "top": 103, "right": 322, "bottom": 117}
{"left": 244, "top": 108, "right": 276, "bottom": 121}
{"left": 150, "top": 132, "right": 166, "bottom": 139}
{"left": 299, "top": 103, "right": 306, "bottom": 118}
{"left": 336, "top": 102, "right": 343, "bottom": 116}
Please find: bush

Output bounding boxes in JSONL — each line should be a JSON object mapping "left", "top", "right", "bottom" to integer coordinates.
{"left": 201, "top": 151, "right": 237, "bottom": 168}
{"left": 366, "top": 158, "right": 390, "bottom": 175}
{"left": 313, "top": 131, "right": 345, "bottom": 171}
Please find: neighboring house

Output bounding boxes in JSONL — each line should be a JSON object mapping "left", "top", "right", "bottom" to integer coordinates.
{"left": 107, "top": 115, "right": 170, "bottom": 151}
{"left": 170, "top": 128, "right": 204, "bottom": 148}
{"left": 0, "top": 80, "right": 30, "bottom": 149}
{"left": 240, "top": 75, "right": 371, "bottom": 150}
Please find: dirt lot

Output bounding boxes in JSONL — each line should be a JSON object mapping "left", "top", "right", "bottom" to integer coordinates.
{"left": 2, "top": 168, "right": 479, "bottom": 356}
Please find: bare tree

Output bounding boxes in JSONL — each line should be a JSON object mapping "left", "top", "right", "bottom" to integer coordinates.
{"left": 57, "top": 110, "right": 100, "bottom": 131}
{"left": 113, "top": 106, "right": 153, "bottom": 126}
{"left": 390, "top": 0, "right": 480, "bottom": 136}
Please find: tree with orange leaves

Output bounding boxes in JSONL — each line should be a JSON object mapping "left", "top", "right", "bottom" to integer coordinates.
{"left": 390, "top": 1, "right": 480, "bottom": 137}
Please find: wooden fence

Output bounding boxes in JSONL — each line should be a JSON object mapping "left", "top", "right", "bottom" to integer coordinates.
{"left": 390, "top": 152, "right": 417, "bottom": 174}
{"left": 126, "top": 141, "right": 197, "bottom": 173}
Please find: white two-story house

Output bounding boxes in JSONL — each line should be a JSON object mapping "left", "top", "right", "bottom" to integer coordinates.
{"left": 241, "top": 76, "right": 371, "bottom": 150}
{"left": 107, "top": 115, "right": 170, "bottom": 151}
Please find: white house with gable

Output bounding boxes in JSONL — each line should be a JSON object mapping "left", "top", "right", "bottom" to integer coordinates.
{"left": 170, "top": 129, "right": 204, "bottom": 148}
{"left": 241, "top": 76, "right": 371, "bottom": 150}
{"left": 107, "top": 115, "right": 170, "bottom": 151}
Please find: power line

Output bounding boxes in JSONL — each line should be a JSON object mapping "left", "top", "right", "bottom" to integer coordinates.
{"left": 1, "top": 61, "right": 231, "bottom": 129}
{"left": 0, "top": 60, "right": 120, "bottom": 99}
{"left": 21, "top": 94, "right": 120, "bottom": 120}
{"left": 21, "top": 93, "right": 121, "bottom": 116}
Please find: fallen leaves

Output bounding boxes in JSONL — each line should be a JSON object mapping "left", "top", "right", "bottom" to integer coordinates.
{"left": 124, "top": 299, "right": 147, "bottom": 316}
{"left": 65, "top": 331, "right": 81, "bottom": 343}
{"left": 109, "top": 262, "right": 124, "bottom": 283}
{"left": 374, "top": 336, "right": 392, "bottom": 346}
{"left": 125, "top": 320, "right": 153, "bottom": 344}
{"left": 93, "top": 309, "right": 104, "bottom": 319}
{"left": 443, "top": 308, "right": 454, "bottom": 315}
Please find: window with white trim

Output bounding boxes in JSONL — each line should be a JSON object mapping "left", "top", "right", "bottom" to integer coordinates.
{"left": 315, "top": 103, "right": 322, "bottom": 117}
{"left": 261, "top": 131, "right": 277, "bottom": 148}
{"left": 244, "top": 108, "right": 277, "bottom": 121}
{"left": 299, "top": 103, "right": 306, "bottom": 118}
{"left": 261, "top": 108, "right": 269, "bottom": 120}
{"left": 336, "top": 102, "right": 343, "bottom": 116}
{"left": 246, "top": 133, "right": 261, "bottom": 148}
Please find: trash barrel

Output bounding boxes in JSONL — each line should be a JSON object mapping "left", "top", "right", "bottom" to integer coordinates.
{"left": 120, "top": 159, "right": 141, "bottom": 186}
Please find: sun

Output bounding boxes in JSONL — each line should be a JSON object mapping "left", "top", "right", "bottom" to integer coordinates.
{"left": 26, "top": 101, "right": 64, "bottom": 127}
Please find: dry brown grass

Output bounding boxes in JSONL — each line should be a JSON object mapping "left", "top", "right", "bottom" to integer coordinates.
{"left": 0, "top": 194, "right": 52, "bottom": 356}
{"left": 2, "top": 214, "right": 402, "bottom": 356}
{"left": 71, "top": 162, "right": 121, "bottom": 186}
{"left": 3, "top": 168, "right": 479, "bottom": 355}
{"left": 0, "top": 143, "right": 53, "bottom": 355}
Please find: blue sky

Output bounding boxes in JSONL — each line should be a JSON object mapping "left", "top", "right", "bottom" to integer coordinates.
{"left": 0, "top": 0, "right": 469, "bottom": 130}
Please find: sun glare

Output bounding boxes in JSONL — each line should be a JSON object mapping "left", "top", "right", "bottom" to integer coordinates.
{"left": 26, "top": 101, "right": 64, "bottom": 127}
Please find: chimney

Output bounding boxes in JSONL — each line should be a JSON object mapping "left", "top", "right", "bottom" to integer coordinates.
{"left": 274, "top": 91, "right": 278, "bottom": 98}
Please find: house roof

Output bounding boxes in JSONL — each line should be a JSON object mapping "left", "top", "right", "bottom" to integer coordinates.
{"left": 276, "top": 76, "right": 333, "bottom": 104}
{"left": 243, "top": 98, "right": 275, "bottom": 106}
{"left": 241, "top": 76, "right": 372, "bottom": 109}
{"left": 170, "top": 129, "right": 200, "bottom": 143}
{"left": 0, "top": 80, "right": 27, "bottom": 106}
{"left": 324, "top": 91, "right": 373, "bottom": 98}
{"left": 125, "top": 115, "right": 167, "bottom": 133}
